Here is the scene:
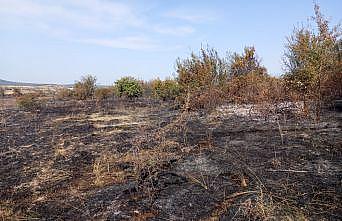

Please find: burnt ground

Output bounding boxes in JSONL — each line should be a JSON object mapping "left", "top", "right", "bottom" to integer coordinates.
{"left": 0, "top": 99, "right": 341, "bottom": 220}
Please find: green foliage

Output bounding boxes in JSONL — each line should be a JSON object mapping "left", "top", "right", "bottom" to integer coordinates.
{"left": 16, "top": 94, "right": 44, "bottom": 111}
{"left": 95, "top": 87, "right": 114, "bottom": 101}
{"left": 114, "top": 77, "right": 143, "bottom": 98}
{"left": 152, "top": 78, "right": 180, "bottom": 101}
{"left": 73, "top": 75, "right": 96, "bottom": 100}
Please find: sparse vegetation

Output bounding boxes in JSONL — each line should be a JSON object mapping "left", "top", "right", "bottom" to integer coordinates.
{"left": 1, "top": 3, "right": 341, "bottom": 221}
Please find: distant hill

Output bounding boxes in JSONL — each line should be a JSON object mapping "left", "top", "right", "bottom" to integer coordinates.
{"left": 0, "top": 78, "right": 104, "bottom": 87}
{"left": 0, "top": 78, "right": 48, "bottom": 86}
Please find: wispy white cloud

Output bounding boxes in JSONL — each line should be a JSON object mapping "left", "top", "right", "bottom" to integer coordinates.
{"left": 0, "top": 0, "right": 201, "bottom": 50}
{"left": 164, "top": 8, "right": 218, "bottom": 23}
{"left": 153, "top": 25, "right": 195, "bottom": 36}
{"left": 0, "top": 0, "right": 141, "bottom": 30}
{"left": 78, "top": 36, "right": 158, "bottom": 50}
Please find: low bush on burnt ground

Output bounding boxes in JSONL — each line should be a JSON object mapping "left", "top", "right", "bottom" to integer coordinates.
{"left": 94, "top": 87, "right": 115, "bottom": 101}
{"left": 152, "top": 78, "right": 180, "bottom": 101}
{"left": 16, "top": 93, "right": 45, "bottom": 111}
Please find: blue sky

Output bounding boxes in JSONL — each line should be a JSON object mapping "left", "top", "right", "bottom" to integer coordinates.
{"left": 0, "top": 0, "right": 341, "bottom": 84}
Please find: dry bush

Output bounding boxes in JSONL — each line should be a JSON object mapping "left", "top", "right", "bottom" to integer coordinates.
{"left": 226, "top": 74, "right": 286, "bottom": 104}
{"left": 176, "top": 47, "right": 228, "bottom": 110}
{"left": 12, "top": 88, "right": 22, "bottom": 97}
{"left": 228, "top": 46, "right": 267, "bottom": 77}
{"left": 92, "top": 153, "right": 126, "bottom": 187}
{"left": 91, "top": 145, "right": 178, "bottom": 188}
{"left": 223, "top": 46, "right": 289, "bottom": 106}
{"left": 175, "top": 46, "right": 288, "bottom": 110}
{"left": 16, "top": 93, "right": 44, "bottom": 111}
{"left": 73, "top": 75, "right": 96, "bottom": 100}
{"left": 283, "top": 4, "right": 341, "bottom": 117}
{"left": 321, "top": 63, "right": 342, "bottom": 102}
{"left": 94, "top": 87, "right": 114, "bottom": 101}
{"left": 56, "top": 88, "right": 73, "bottom": 100}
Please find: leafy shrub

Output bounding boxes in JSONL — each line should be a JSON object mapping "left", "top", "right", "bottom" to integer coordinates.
{"left": 95, "top": 87, "right": 114, "bottom": 101}
{"left": 16, "top": 94, "right": 44, "bottom": 111}
{"left": 73, "top": 75, "right": 96, "bottom": 100}
{"left": 152, "top": 78, "right": 180, "bottom": 101}
{"left": 114, "top": 77, "right": 143, "bottom": 98}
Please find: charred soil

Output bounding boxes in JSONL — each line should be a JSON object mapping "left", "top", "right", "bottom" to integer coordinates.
{"left": 0, "top": 99, "right": 341, "bottom": 220}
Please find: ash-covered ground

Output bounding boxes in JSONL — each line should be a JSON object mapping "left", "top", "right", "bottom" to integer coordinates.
{"left": 1, "top": 99, "right": 341, "bottom": 220}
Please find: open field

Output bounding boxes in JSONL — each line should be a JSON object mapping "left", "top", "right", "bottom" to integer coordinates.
{"left": 0, "top": 85, "right": 65, "bottom": 96}
{"left": 1, "top": 98, "right": 341, "bottom": 220}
